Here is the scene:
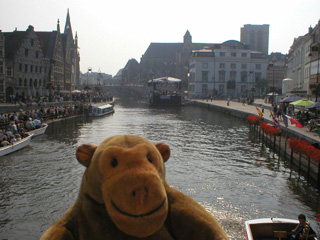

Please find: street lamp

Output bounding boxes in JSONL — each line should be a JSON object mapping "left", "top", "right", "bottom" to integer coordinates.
{"left": 268, "top": 63, "right": 275, "bottom": 102}
{"left": 86, "top": 67, "right": 92, "bottom": 94}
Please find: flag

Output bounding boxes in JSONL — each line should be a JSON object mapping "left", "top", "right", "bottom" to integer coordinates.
{"left": 256, "top": 107, "right": 263, "bottom": 119}
{"left": 289, "top": 117, "right": 303, "bottom": 127}
{"left": 282, "top": 114, "right": 289, "bottom": 127}
{"left": 270, "top": 111, "right": 280, "bottom": 129}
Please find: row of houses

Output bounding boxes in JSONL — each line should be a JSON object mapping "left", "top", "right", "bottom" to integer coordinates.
{"left": 286, "top": 20, "right": 320, "bottom": 100}
{"left": 0, "top": 10, "right": 80, "bottom": 102}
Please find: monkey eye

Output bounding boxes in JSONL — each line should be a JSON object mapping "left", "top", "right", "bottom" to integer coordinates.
{"left": 147, "top": 154, "right": 153, "bottom": 163}
{"left": 111, "top": 158, "right": 118, "bottom": 168}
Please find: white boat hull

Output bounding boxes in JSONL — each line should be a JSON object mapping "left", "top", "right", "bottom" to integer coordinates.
{"left": 27, "top": 123, "right": 48, "bottom": 137}
{"left": 0, "top": 134, "right": 33, "bottom": 157}
{"left": 245, "top": 218, "right": 299, "bottom": 240}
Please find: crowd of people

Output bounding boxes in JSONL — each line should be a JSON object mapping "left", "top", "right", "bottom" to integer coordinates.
{"left": 0, "top": 101, "right": 108, "bottom": 147}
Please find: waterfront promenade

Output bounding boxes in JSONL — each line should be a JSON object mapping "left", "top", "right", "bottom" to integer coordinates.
{"left": 191, "top": 98, "right": 320, "bottom": 144}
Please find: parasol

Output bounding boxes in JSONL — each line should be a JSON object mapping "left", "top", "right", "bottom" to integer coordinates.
{"left": 290, "top": 99, "right": 315, "bottom": 107}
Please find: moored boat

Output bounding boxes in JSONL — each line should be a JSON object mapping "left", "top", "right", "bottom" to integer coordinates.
{"left": 27, "top": 123, "right": 48, "bottom": 137}
{"left": 148, "top": 76, "right": 183, "bottom": 106}
{"left": 245, "top": 218, "right": 299, "bottom": 240}
{"left": 88, "top": 104, "right": 114, "bottom": 117}
{"left": 0, "top": 133, "right": 33, "bottom": 157}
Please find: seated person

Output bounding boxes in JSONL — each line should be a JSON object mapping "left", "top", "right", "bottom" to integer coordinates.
{"left": 291, "top": 214, "right": 317, "bottom": 239}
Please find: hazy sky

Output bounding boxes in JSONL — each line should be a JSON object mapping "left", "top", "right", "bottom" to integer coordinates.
{"left": 1, "top": 0, "right": 320, "bottom": 76}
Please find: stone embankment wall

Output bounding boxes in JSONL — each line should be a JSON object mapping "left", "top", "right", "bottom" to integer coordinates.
{"left": 190, "top": 100, "right": 320, "bottom": 189}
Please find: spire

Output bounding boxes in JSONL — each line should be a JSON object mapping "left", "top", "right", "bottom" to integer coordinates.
{"left": 75, "top": 31, "right": 78, "bottom": 47}
{"left": 64, "top": 8, "right": 72, "bottom": 35}
{"left": 57, "top": 19, "right": 60, "bottom": 32}
{"left": 184, "top": 30, "right": 192, "bottom": 45}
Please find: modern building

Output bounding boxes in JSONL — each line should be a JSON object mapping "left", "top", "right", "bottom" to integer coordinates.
{"left": 0, "top": 9, "right": 80, "bottom": 102}
{"left": 241, "top": 24, "right": 269, "bottom": 55}
{"left": 188, "top": 40, "right": 268, "bottom": 98}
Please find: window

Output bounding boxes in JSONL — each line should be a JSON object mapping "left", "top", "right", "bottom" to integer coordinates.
{"left": 202, "top": 63, "right": 208, "bottom": 69}
{"left": 202, "top": 71, "right": 208, "bottom": 82}
{"left": 219, "top": 52, "right": 225, "bottom": 57}
{"left": 29, "top": 79, "right": 33, "bottom": 87}
{"left": 39, "top": 79, "right": 41, "bottom": 87}
{"left": 241, "top": 53, "right": 247, "bottom": 57}
{"left": 25, "top": 64, "right": 28, "bottom": 72}
{"left": 256, "top": 64, "right": 261, "bottom": 70}
{"left": 30, "top": 65, "right": 33, "bottom": 73}
{"left": 241, "top": 71, "right": 247, "bottom": 82}
{"left": 36, "top": 51, "right": 39, "bottom": 58}
{"left": 255, "top": 72, "right": 262, "bottom": 81}
{"left": 241, "top": 64, "right": 247, "bottom": 69}
{"left": 7, "top": 67, "right": 12, "bottom": 76}
{"left": 231, "top": 52, "right": 236, "bottom": 57}
{"left": 40, "top": 66, "right": 42, "bottom": 73}
{"left": 241, "top": 85, "right": 246, "bottom": 94}
{"left": 31, "top": 39, "right": 34, "bottom": 46}
{"left": 219, "top": 63, "right": 225, "bottom": 69}
{"left": 202, "top": 84, "right": 208, "bottom": 94}
{"left": 0, "top": 61, "right": 3, "bottom": 74}
{"left": 19, "top": 63, "right": 22, "bottom": 71}
{"left": 25, "top": 48, "right": 28, "bottom": 56}
{"left": 24, "top": 79, "right": 27, "bottom": 86}
{"left": 35, "top": 66, "right": 38, "bottom": 73}
{"left": 219, "top": 84, "right": 224, "bottom": 94}
{"left": 34, "top": 79, "right": 37, "bottom": 87}
{"left": 0, "top": 50, "right": 3, "bottom": 57}
{"left": 219, "top": 70, "right": 225, "bottom": 82}
{"left": 230, "top": 70, "right": 237, "bottom": 80}
{"left": 19, "top": 78, "right": 22, "bottom": 86}
{"left": 231, "top": 63, "right": 236, "bottom": 69}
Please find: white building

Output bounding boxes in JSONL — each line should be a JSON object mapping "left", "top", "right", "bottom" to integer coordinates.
{"left": 188, "top": 40, "right": 268, "bottom": 98}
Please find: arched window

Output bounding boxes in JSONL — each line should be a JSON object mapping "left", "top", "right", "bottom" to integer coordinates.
{"left": 29, "top": 79, "right": 33, "bottom": 87}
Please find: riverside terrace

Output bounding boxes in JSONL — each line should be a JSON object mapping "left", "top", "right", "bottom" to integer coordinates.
{"left": 190, "top": 98, "right": 320, "bottom": 188}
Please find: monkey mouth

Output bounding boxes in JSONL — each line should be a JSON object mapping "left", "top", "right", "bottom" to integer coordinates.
{"left": 111, "top": 198, "right": 166, "bottom": 218}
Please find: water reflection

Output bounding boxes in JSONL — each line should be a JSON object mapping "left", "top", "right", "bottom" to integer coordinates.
{"left": 0, "top": 98, "right": 319, "bottom": 239}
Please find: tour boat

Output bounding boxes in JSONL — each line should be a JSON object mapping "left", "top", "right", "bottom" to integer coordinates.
{"left": 27, "top": 123, "right": 48, "bottom": 137}
{"left": 88, "top": 104, "right": 115, "bottom": 117}
{"left": 0, "top": 133, "right": 33, "bottom": 157}
{"left": 245, "top": 218, "right": 299, "bottom": 240}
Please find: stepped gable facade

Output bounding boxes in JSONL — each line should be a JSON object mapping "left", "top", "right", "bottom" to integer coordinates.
{"left": 0, "top": 10, "right": 80, "bottom": 102}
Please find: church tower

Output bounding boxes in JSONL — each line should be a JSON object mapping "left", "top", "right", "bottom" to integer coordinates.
{"left": 183, "top": 30, "right": 192, "bottom": 50}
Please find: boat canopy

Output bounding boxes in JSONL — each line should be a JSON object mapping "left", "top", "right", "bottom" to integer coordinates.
{"left": 148, "top": 76, "right": 181, "bottom": 83}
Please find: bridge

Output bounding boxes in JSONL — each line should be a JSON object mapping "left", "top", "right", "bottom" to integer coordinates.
{"left": 101, "top": 84, "right": 149, "bottom": 98}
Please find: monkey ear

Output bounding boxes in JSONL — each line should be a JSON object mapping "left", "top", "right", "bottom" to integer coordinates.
{"left": 76, "top": 144, "right": 97, "bottom": 167}
{"left": 155, "top": 143, "right": 170, "bottom": 162}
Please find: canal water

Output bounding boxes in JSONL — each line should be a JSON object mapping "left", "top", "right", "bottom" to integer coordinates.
{"left": 0, "top": 98, "right": 319, "bottom": 239}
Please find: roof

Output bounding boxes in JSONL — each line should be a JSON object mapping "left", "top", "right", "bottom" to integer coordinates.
{"left": 148, "top": 76, "right": 181, "bottom": 83}
{"left": 3, "top": 31, "right": 27, "bottom": 59}
{"left": 143, "top": 42, "right": 218, "bottom": 59}
{"left": 36, "top": 31, "right": 57, "bottom": 58}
